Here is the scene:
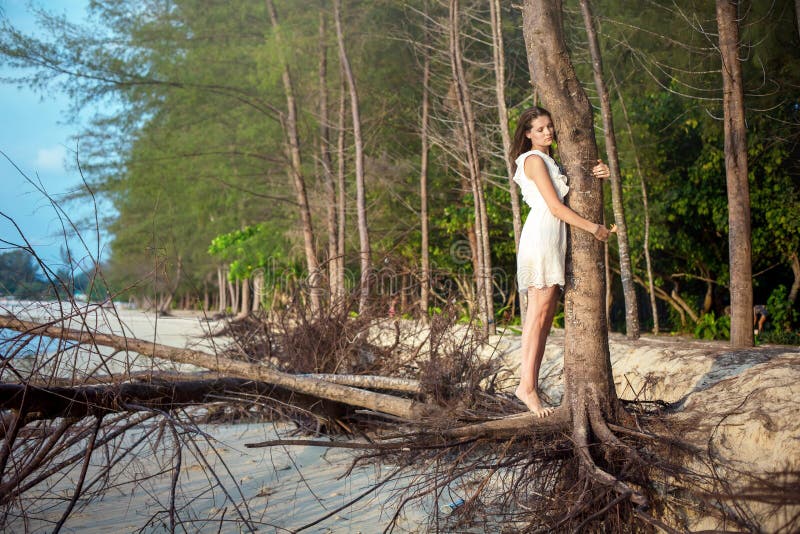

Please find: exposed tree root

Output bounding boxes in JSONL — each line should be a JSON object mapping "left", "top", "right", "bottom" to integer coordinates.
{"left": 2, "top": 311, "right": 798, "bottom": 532}
{"left": 572, "top": 402, "right": 648, "bottom": 507}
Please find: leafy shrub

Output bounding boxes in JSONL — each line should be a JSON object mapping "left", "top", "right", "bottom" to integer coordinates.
{"left": 694, "top": 312, "right": 730, "bottom": 340}
{"left": 766, "top": 285, "right": 798, "bottom": 332}
{"left": 758, "top": 329, "right": 800, "bottom": 345}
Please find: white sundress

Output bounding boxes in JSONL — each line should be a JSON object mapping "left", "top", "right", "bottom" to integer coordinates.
{"left": 513, "top": 150, "right": 570, "bottom": 290}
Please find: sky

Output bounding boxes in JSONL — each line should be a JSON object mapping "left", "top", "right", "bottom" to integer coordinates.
{"left": 0, "top": 0, "right": 108, "bottom": 268}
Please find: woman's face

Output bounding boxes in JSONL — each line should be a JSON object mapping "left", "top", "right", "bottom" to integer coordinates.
{"left": 525, "top": 115, "right": 555, "bottom": 151}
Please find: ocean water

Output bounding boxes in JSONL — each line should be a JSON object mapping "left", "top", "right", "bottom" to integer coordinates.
{"left": 0, "top": 327, "right": 71, "bottom": 358}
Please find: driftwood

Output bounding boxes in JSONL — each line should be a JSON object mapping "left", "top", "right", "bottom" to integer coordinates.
{"left": 0, "top": 315, "right": 552, "bottom": 440}
{"left": 0, "top": 315, "right": 436, "bottom": 421}
{"left": 0, "top": 378, "right": 301, "bottom": 419}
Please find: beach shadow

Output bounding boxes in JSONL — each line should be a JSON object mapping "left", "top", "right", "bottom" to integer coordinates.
{"left": 673, "top": 345, "right": 799, "bottom": 410}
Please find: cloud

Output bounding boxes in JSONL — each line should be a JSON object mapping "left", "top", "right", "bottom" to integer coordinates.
{"left": 34, "top": 145, "right": 67, "bottom": 170}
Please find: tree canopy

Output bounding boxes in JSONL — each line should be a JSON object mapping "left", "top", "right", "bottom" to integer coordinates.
{"left": 1, "top": 0, "right": 798, "bottom": 337}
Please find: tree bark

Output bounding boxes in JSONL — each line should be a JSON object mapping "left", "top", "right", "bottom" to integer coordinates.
{"left": 252, "top": 271, "right": 263, "bottom": 312}
{"left": 449, "top": 0, "right": 494, "bottom": 334}
{"left": 319, "top": 12, "right": 340, "bottom": 309}
{"left": 419, "top": 36, "right": 431, "bottom": 320}
{"left": 489, "top": 0, "right": 525, "bottom": 321}
{"left": 522, "top": 0, "right": 623, "bottom": 423}
{"left": 614, "top": 74, "right": 659, "bottom": 334}
{"left": 334, "top": 0, "right": 371, "bottom": 314}
{"left": 579, "top": 0, "right": 639, "bottom": 339}
{"left": 790, "top": 252, "right": 799, "bottom": 304}
{"left": 237, "top": 277, "right": 250, "bottom": 318}
{"left": 336, "top": 60, "right": 348, "bottom": 310}
{"left": 796, "top": 0, "right": 800, "bottom": 42}
{"left": 217, "top": 266, "right": 227, "bottom": 313}
{"left": 716, "top": 0, "right": 753, "bottom": 347}
{"left": 267, "top": 0, "right": 322, "bottom": 313}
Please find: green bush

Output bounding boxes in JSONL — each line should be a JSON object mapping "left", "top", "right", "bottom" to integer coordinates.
{"left": 766, "top": 285, "right": 798, "bottom": 332}
{"left": 694, "top": 312, "right": 730, "bottom": 340}
{"left": 758, "top": 329, "right": 800, "bottom": 345}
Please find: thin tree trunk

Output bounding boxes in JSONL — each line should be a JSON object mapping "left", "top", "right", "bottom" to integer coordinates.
{"left": 158, "top": 254, "right": 182, "bottom": 315}
{"left": 238, "top": 278, "right": 250, "bottom": 318}
{"left": 614, "top": 74, "right": 659, "bottom": 334}
{"left": 489, "top": 0, "right": 524, "bottom": 321}
{"left": 267, "top": 0, "right": 322, "bottom": 313}
{"left": 796, "top": 0, "right": 800, "bottom": 42}
{"left": 335, "top": 62, "right": 348, "bottom": 309}
{"left": 580, "top": 0, "right": 639, "bottom": 339}
{"left": 790, "top": 252, "right": 799, "bottom": 304}
{"left": 716, "top": 0, "right": 753, "bottom": 347}
{"left": 419, "top": 31, "right": 431, "bottom": 320}
{"left": 229, "top": 276, "right": 238, "bottom": 315}
{"left": 252, "top": 271, "right": 263, "bottom": 312}
{"left": 334, "top": 0, "right": 370, "bottom": 314}
{"left": 318, "top": 12, "right": 338, "bottom": 310}
{"left": 449, "top": 0, "right": 494, "bottom": 334}
{"left": 605, "top": 235, "right": 612, "bottom": 329}
{"left": 670, "top": 282, "right": 699, "bottom": 323}
{"left": 217, "top": 266, "right": 227, "bottom": 313}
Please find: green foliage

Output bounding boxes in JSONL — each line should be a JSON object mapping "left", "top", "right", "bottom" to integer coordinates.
{"left": 758, "top": 329, "right": 800, "bottom": 346}
{"left": 2, "top": 0, "right": 799, "bottom": 329}
{"left": 0, "top": 251, "right": 48, "bottom": 298}
{"left": 552, "top": 310, "right": 565, "bottom": 329}
{"left": 766, "top": 285, "right": 798, "bottom": 332}
{"left": 693, "top": 312, "right": 731, "bottom": 341}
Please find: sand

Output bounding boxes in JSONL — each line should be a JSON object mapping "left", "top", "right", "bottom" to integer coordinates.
{"left": 3, "top": 303, "right": 799, "bottom": 532}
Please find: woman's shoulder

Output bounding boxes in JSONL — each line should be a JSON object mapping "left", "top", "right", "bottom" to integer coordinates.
{"left": 516, "top": 149, "right": 554, "bottom": 166}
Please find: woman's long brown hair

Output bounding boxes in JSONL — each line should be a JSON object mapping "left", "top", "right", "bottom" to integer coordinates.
{"left": 509, "top": 106, "right": 552, "bottom": 173}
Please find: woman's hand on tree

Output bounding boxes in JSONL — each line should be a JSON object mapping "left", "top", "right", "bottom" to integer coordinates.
{"left": 591, "top": 159, "right": 610, "bottom": 179}
{"left": 593, "top": 223, "right": 617, "bottom": 242}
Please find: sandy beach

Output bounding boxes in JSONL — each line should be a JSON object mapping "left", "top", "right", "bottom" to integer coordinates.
{"left": 3, "top": 303, "right": 799, "bottom": 532}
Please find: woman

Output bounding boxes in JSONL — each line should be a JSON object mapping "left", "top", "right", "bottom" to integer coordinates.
{"left": 510, "top": 106, "right": 613, "bottom": 417}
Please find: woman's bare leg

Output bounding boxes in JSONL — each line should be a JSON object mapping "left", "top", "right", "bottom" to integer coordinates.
{"left": 515, "top": 285, "right": 560, "bottom": 417}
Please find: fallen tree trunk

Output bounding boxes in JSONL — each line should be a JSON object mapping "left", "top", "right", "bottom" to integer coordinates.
{"left": 0, "top": 378, "right": 288, "bottom": 419}
{"left": 0, "top": 315, "right": 435, "bottom": 421}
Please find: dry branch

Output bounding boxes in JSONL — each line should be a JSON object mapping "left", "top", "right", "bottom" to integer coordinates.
{"left": 0, "top": 315, "right": 436, "bottom": 420}
{"left": 0, "top": 378, "right": 287, "bottom": 419}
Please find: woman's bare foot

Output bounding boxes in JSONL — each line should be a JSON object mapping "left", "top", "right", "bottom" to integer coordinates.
{"left": 515, "top": 385, "right": 554, "bottom": 418}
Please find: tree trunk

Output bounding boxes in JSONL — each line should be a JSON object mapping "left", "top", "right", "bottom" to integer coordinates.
{"left": 579, "top": 0, "right": 639, "bottom": 339}
{"left": 252, "top": 271, "right": 263, "bottom": 312}
{"left": 489, "top": 0, "right": 525, "bottom": 321}
{"left": 796, "top": 0, "right": 800, "bottom": 42}
{"left": 716, "top": 0, "right": 753, "bottom": 347}
{"left": 790, "top": 252, "right": 799, "bottom": 304}
{"left": 449, "top": 0, "right": 494, "bottom": 334}
{"left": 237, "top": 278, "right": 250, "bottom": 318}
{"left": 522, "top": 2, "right": 643, "bottom": 506}
{"left": 158, "top": 254, "right": 182, "bottom": 315}
{"left": 614, "top": 74, "right": 659, "bottom": 334}
{"left": 217, "top": 266, "right": 227, "bottom": 313}
{"left": 319, "top": 12, "right": 339, "bottom": 310}
{"left": 522, "top": 0, "right": 625, "bottom": 429}
{"left": 0, "top": 316, "right": 435, "bottom": 421}
{"left": 336, "top": 61, "right": 348, "bottom": 310}
{"left": 419, "top": 1, "right": 431, "bottom": 320}
{"left": 267, "top": 0, "right": 322, "bottom": 313}
{"left": 334, "top": 0, "right": 371, "bottom": 314}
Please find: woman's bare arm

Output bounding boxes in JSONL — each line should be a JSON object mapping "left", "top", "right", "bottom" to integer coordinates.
{"left": 523, "top": 154, "right": 611, "bottom": 241}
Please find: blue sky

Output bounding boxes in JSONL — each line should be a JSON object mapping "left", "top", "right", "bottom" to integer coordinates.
{"left": 0, "top": 0, "right": 108, "bottom": 267}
